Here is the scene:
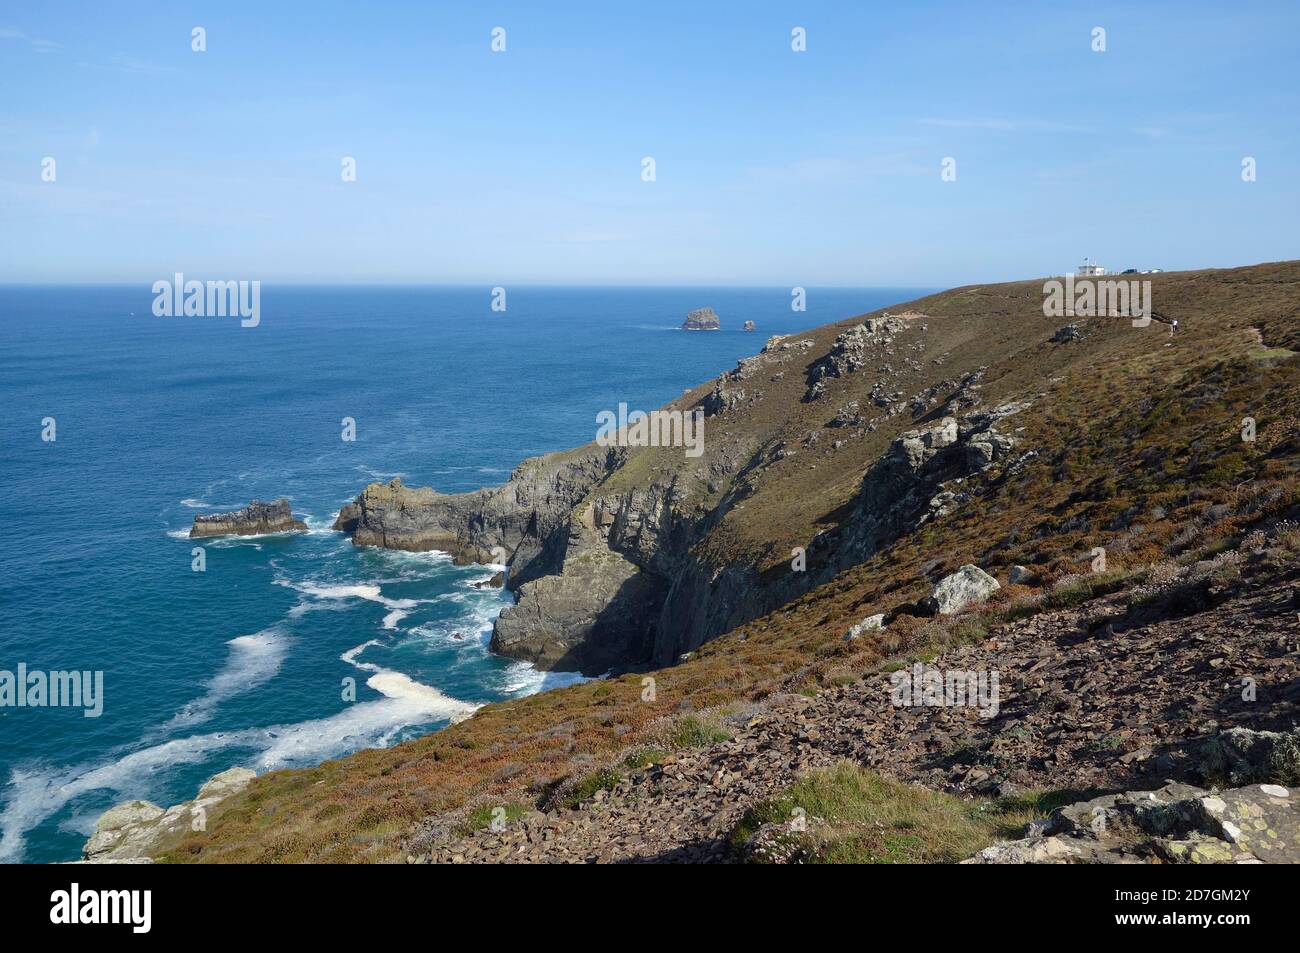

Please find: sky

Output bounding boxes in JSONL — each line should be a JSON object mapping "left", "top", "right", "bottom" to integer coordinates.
{"left": 0, "top": 1, "right": 1297, "bottom": 286}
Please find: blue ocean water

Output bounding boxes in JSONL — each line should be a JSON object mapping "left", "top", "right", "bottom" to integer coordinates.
{"left": 0, "top": 285, "right": 926, "bottom": 863}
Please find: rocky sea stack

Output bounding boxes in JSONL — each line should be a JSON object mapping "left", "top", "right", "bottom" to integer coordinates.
{"left": 682, "top": 307, "right": 720, "bottom": 331}
{"left": 190, "top": 498, "right": 307, "bottom": 538}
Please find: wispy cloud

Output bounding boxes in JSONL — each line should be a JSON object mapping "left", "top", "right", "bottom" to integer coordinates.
{"left": 0, "top": 27, "right": 59, "bottom": 53}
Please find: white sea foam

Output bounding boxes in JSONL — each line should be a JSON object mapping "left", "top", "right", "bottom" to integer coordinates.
{"left": 0, "top": 669, "right": 479, "bottom": 862}
{"left": 497, "top": 662, "right": 591, "bottom": 696}
{"left": 0, "top": 566, "right": 552, "bottom": 862}
{"left": 158, "top": 628, "right": 289, "bottom": 733}
{"left": 303, "top": 513, "right": 336, "bottom": 534}
{"left": 180, "top": 498, "right": 209, "bottom": 508}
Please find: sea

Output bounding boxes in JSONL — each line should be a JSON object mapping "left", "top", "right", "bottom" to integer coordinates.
{"left": 0, "top": 284, "right": 928, "bottom": 862}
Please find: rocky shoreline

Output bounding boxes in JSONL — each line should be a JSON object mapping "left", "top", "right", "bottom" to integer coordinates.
{"left": 80, "top": 768, "right": 255, "bottom": 863}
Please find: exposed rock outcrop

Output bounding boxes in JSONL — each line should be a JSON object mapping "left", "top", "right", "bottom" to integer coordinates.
{"left": 840, "top": 408, "right": 1023, "bottom": 560}
{"left": 82, "top": 768, "right": 255, "bottom": 862}
{"left": 332, "top": 447, "right": 621, "bottom": 569}
{"left": 804, "top": 316, "right": 907, "bottom": 401}
{"left": 190, "top": 499, "right": 306, "bottom": 538}
{"left": 489, "top": 509, "right": 666, "bottom": 673}
{"left": 682, "top": 307, "right": 720, "bottom": 331}
{"left": 332, "top": 381, "right": 1027, "bottom": 675}
{"left": 968, "top": 780, "right": 1299, "bottom": 864}
{"left": 743, "top": 320, "right": 756, "bottom": 332}
{"left": 844, "top": 614, "right": 885, "bottom": 641}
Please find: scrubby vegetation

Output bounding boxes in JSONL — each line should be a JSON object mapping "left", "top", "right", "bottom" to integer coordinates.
{"left": 155, "top": 262, "right": 1300, "bottom": 863}
{"left": 731, "top": 762, "right": 1062, "bottom": 864}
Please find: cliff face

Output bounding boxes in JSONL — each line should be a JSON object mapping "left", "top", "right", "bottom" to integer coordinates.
{"left": 333, "top": 303, "right": 1028, "bottom": 674}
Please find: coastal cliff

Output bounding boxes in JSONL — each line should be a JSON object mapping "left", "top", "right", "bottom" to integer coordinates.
{"left": 333, "top": 303, "right": 1052, "bottom": 673}
{"left": 333, "top": 264, "right": 1300, "bottom": 677}
{"left": 145, "top": 261, "right": 1300, "bottom": 864}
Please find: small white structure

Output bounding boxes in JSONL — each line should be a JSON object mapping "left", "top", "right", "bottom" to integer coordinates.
{"left": 1077, "top": 257, "right": 1107, "bottom": 277}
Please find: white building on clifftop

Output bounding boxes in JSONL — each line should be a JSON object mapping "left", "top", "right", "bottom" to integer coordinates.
{"left": 1076, "top": 257, "right": 1106, "bottom": 276}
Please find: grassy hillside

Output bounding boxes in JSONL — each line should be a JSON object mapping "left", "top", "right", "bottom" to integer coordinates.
{"left": 156, "top": 261, "right": 1299, "bottom": 863}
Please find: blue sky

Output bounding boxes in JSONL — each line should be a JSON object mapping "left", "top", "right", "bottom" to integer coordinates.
{"left": 1, "top": 1, "right": 1296, "bottom": 285}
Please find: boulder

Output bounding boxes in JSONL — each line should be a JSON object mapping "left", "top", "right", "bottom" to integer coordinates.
{"left": 968, "top": 780, "right": 1300, "bottom": 864}
{"left": 1008, "top": 565, "right": 1034, "bottom": 585}
{"left": 925, "top": 564, "right": 1000, "bottom": 615}
{"left": 844, "top": 614, "right": 886, "bottom": 641}
{"left": 197, "top": 767, "right": 257, "bottom": 801}
{"left": 743, "top": 320, "right": 756, "bottom": 332}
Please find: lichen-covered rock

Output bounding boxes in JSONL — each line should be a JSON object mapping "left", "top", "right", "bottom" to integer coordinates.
{"left": 1200, "top": 726, "right": 1300, "bottom": 785}
{"left": 968, "top": 778, "right": 1300, "bottom": 864}
{"left": 83, "top": 801, "right": 165, "bottom": 860}
{"left": 82, "top": 768, "right": 256, "bottom": 862}
{"left": 926, "top": 565, "right": 1001, "bottom": 615}
{"left": 844, "top": 614, "right": 885, "bottom": 641}
{"left": 190, "top": 498, "right": 306, "bottom": 537}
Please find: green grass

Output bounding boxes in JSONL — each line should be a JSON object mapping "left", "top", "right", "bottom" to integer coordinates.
{"left": 732, "top": 762, "right": 1056, "bottom": 864}
{"left": 1043, "top": 568, "right": 1133, "bottom": 609}
{"left": 622, "top": 746, "right": 669, "bottom": 770}
{"left": 667, "top": 715, "right": 733, "bottom": 749}
{"left": 562, "top": 768, "right": 623, "bottom": 809}
{"left": 455, "top": 802, "right": 530, "bottom": 836}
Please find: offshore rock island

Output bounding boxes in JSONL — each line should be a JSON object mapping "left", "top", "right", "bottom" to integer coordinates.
{"left": 190, "top": 499, "right": 307, "bottom": 538}
{"left": 681, "top": 307, "right": 721, "bottom": 330}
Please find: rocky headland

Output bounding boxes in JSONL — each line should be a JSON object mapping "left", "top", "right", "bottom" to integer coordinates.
{"left": 190, "top": 498, "right": 306, "bottom": 538}
{"left": 138, "top": 261, "right": 1299, "bottom": 864}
